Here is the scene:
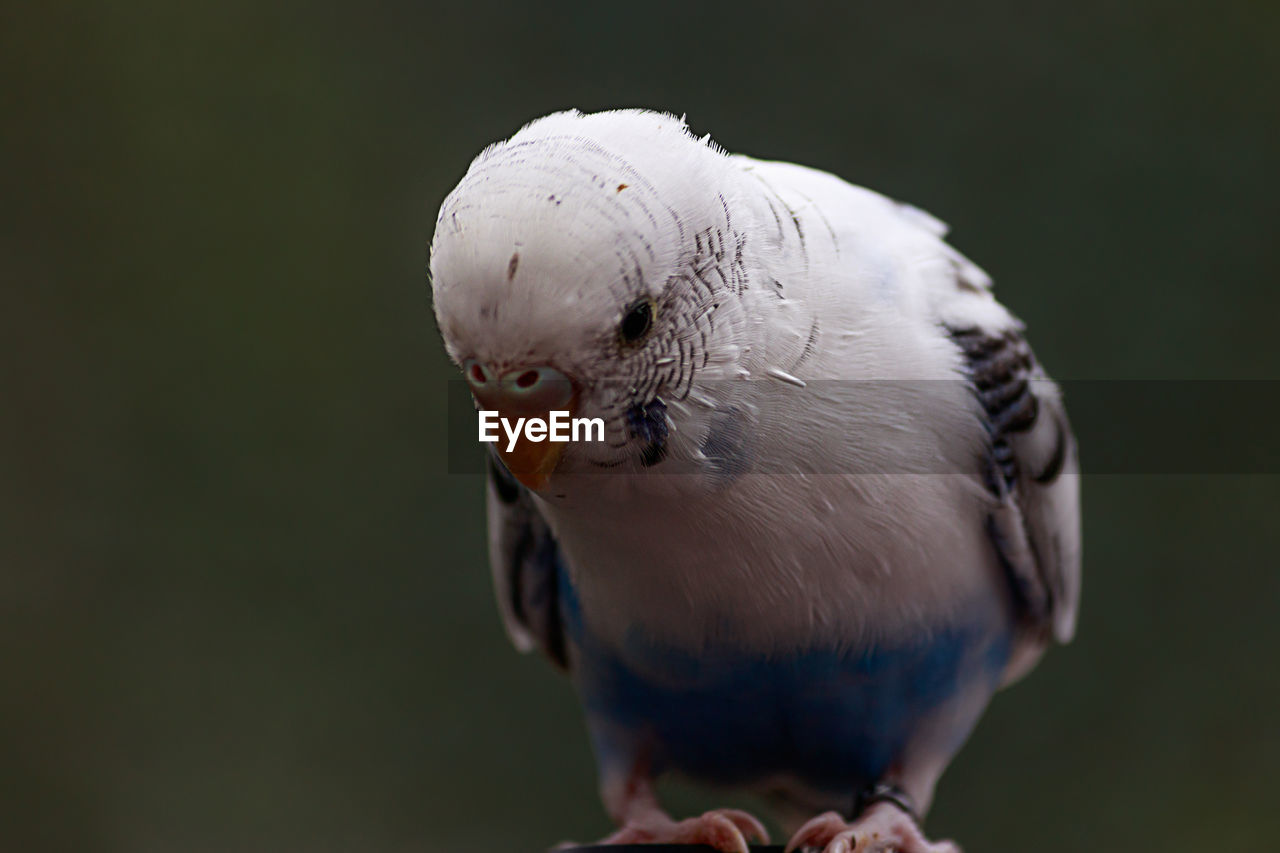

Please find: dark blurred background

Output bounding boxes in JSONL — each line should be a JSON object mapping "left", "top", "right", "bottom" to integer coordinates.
{"left": 3, "top": 1, "right": 1277, "bottom": 851}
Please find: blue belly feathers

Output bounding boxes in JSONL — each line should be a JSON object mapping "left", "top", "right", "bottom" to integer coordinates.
{"left": 565, "top": 582, "right": 1011, "bottom": 798}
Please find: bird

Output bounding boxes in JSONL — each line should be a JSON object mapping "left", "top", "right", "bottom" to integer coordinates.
{"left": 428, "top": 109, "right": 1080, "bottom": 853}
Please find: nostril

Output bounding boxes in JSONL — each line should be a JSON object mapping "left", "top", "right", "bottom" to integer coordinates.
{"left": 467, "top": 363, "right": 487, "bottom": 385}
{"left": 494, "top": 366, "right": 574, "bottom": 407}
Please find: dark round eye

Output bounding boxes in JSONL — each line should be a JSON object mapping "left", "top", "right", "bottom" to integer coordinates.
{"left": 619, "top": 299, "right": 653, "bottom": 343}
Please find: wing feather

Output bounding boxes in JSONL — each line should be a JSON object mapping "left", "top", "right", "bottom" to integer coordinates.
{"left": 485, "top": 453, "right": 570, "bottom": 670}
{"left": 932, "top": 254, "right": 1081, "bottom": 652}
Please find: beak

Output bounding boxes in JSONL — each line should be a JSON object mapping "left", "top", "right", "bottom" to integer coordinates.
{"left": 466, "top": 362, "right": 578, "bottom": 490}
{"left": 495, "top": 403, "right": 575, "bottom": 489}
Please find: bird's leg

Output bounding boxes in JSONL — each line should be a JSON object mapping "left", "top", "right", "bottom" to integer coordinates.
{"left": 593, "top": 766, "right": 769, "bottom": 853}
{"left": 784, "top": 802, "right": 959, "bottom": 853}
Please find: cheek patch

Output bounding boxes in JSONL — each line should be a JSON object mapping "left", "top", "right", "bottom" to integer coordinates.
{"left": 625, "top": 398, "right": 669, "bottom": 467}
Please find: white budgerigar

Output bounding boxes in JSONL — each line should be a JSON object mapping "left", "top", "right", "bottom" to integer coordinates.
{"left": 429, "top": 109, "right": 1080, "bottom": 853}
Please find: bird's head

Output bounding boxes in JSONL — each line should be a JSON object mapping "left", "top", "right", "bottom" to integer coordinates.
{"left": 430, "top": 110, "right": 757, "bottom": 490}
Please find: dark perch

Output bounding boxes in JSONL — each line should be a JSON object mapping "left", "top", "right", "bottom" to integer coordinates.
{"left": 563, "top": 847, "right": 786, "bottom": 852}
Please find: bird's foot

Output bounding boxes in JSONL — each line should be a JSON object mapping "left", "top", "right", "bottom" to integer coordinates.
{"left": 599, "top": 807, "right": 770, "bottom": 853}
{"left": 784, "top": 803, "right": 959, "bottom": 853}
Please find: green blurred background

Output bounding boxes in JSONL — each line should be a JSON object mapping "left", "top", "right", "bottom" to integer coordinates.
{"left": 3, "top": 1, "right": 1277, "bottom": 851}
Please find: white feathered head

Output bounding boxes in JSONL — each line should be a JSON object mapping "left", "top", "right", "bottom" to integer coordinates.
{"left": 430, "top": 109, "right": 754, "bottom": 488}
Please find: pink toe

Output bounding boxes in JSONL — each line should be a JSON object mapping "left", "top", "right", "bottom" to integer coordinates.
{"left": 786, "top": 811, "right": 849, "bottom": 852}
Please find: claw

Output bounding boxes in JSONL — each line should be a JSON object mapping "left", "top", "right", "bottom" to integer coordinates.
{"left": 715, "top": 808, "right": 770, "bottom": 843}
{"left": 673, "top": 812, "right": 750, "bottom": 853}
{"left": 786, "top": 811, "right": 848, "bottom": 853}
{"left": 599, "top": 807, "right": 770, "bottom": 853}
{"left": 783, "top": 803, "right": 959, "bottom": 853}
{"left": 827, "top": 831, "right": 855, "bottom": 853}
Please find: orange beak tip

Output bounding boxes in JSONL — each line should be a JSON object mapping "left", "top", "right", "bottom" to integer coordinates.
{"left": 485, "top": 402, "right": 579, "bottom": 491}
{"left": 498, "top": 441, "right": 564, "bottom": 490}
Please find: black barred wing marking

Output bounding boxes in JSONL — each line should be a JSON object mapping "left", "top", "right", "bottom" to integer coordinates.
{"left": 486, "top": 453, "right": 569, "bottom": 670}
{"left": 951, "top": 328, "right": 1045, "bottom": 491}
{"left": 948, "top": 325, "right": 1081, "bottom": 646}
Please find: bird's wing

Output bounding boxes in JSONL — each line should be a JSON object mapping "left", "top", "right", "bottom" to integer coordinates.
{"left": 758, "top": 171, "right": 1083, "bottom": 650}
{"left": 932, "top": 252, "right": 1082, "bottom": 650}
{"left": 485, "top": 451, "right": 570, "bottom": 670}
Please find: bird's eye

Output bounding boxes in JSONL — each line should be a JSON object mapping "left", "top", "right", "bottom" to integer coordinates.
{"left": 620, "top": 299, "right": 654, "bottom": 343}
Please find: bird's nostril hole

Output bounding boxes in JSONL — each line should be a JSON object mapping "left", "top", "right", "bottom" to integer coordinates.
{"left": 468, "top": 364, "right": 487, "bottom": 385}
{"left": 515, "top": 370, "right": 539, "bottom": 389}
